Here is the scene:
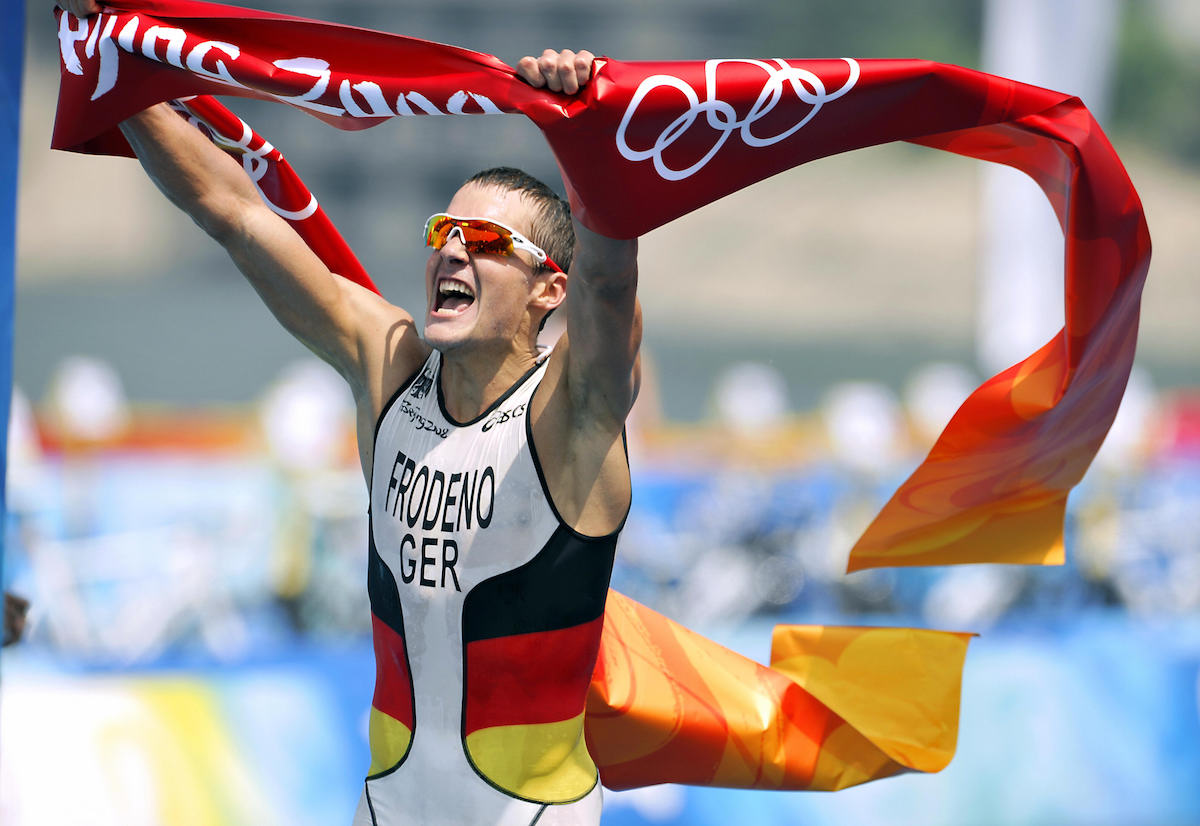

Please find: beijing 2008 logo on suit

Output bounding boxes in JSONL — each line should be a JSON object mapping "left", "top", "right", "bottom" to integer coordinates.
{"left": 409, "top": 365, "right": 434, "bottom": 399}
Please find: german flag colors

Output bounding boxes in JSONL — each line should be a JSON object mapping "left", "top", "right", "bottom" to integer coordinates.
{"left": 462, "top": 525, "right": 616, "bottom": 802}
{"left": 367, "top": 542, "right": 415, "bottom": 777}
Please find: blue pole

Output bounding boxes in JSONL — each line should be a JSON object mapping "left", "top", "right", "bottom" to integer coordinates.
{"left": 0, "top": 1, "right": 26, "bottom": 565}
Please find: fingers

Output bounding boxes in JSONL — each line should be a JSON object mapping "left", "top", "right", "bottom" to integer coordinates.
{"left": 56, "top": 0, "right": 102, "bottom": 17}
{"left": 516, "top": 55, "right": 544, "bottom": 87}
{"left": 517, "top": 49, "right": 596, "bottom": 95}
{"left": 567, "top": 49, "right": 595, "bottom": 94}
{"left": 536, "top": 49, "right": 566, "bottom": 91}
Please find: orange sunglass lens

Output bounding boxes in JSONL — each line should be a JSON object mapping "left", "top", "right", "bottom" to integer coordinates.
{"left": 462, "top": 225, "right": 511, "bottom": 255}
{"left": 426, "top": 218, "right": 456, "bottom": 247}
{"left": 426, "top": 218, "right": 513, "bottom": 256}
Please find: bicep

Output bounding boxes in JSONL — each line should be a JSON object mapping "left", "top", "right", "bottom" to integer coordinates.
{"left": 561, "top": 233, "right": 642, "bottom": 423}
{"left": 123, "top": 105, "right": 405, "bottom": 386}
{"left": 222, "top": 205, "right": 354, "bottom": 358}
{"left": 221, "top": 204, "right": 421, "bottom": 392}
{"left": 122, "top": 105, "right": 435, "bottom": 420}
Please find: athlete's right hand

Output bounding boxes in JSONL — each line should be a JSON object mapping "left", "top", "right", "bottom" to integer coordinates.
{"left": 56, "top": 0, "right": 101, "bottom": 17}
{"left": 517, "top": 49, "right": 596, "bottom": 96}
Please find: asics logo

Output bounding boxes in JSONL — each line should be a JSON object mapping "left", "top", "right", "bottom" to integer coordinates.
{"left": 615, "top": 58, "right": 860, "bottom": 181}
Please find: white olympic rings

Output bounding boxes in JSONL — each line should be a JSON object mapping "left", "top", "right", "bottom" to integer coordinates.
{"left": 615, "top": 58, "right": 860, "bottom": 181}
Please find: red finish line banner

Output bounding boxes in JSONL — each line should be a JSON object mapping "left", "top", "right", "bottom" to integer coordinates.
{"left": 52, "top": 0, "right": 1150, "bottom": 573}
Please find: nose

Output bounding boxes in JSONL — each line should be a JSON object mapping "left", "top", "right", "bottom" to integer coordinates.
{"left": 439, "top": 227, "right": 470, "bottom": 265}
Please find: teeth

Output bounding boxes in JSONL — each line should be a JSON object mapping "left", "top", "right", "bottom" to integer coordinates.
{"left": 438, "top": 280, "right": 475, "bottom": 299}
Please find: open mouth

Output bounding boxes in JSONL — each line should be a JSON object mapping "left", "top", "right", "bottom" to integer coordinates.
{"left": 434, "top": 279, "right": 476, "bottom": 315}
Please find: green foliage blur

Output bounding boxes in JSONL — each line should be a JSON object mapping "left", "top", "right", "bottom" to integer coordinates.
{"left": 1113, "top": 2, "right": 1200, "bottom": 167}
{"left": 758, "top": 0, "right": 982, "bottom": 66}
{"left": 756, "top": 0, "right": 1199, "bottom": 168}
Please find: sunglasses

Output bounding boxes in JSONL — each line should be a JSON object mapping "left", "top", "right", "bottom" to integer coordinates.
{"left": 423, "top": 213, "right": 564, "bottom": 273}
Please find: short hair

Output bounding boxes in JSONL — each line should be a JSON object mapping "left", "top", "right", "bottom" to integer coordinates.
{"left": 464, "top": 167, "right": 574, "bottom": 275}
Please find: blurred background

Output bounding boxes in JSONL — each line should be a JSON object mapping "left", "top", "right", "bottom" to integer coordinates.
{"left": 5, "top": 0, "right": 1200, "bottom": 823}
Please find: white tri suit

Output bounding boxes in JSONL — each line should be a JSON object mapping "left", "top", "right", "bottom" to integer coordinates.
{"left": 354, "top": 350, "right": 623, "bottom": 826}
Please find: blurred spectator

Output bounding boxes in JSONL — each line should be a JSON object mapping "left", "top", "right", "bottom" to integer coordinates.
{"left": 1094, "top": 365, "right": 1157, "bottom": 472}
{"left": 258, "top": 359, "right": 366, "bottom": 635}
{"left": 821, "top": 381, "right": 905, "bottom": 478}
{"left": 713, "top": 361, "right": 790, "bottom": 437}
{"left": 259, "top": 359, "right": 355, "bottom": 475}
{"left": 903, "top": 361, "right": 978, "bottom": 447}
{"left": 46, "top": 355, "right": 130, "bottom": 445}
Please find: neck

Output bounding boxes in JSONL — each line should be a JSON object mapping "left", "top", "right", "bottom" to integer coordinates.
{"left": 437, "top": 341, "right": 542, "bottom": 423}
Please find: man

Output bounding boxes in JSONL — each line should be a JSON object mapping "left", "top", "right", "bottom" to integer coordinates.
{"left": 57, "top": 2, "right": 638, "bottom": 823}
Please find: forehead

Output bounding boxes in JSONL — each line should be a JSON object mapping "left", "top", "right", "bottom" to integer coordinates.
{"left": 444, "top": 183, "right": 537, "bottom": 234}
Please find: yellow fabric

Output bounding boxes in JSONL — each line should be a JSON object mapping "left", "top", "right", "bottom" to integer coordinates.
{"left": 848, "top": 495, "right": 1067, "bottom": 571}
{"left": 586, "top": 590, "right": 974, "bottom": 791}
{"left": 809, "top": 722, "right": 905, "bottom": 791}
{"left": 769, "top": 625, "right": 974, "bottom": 776}
{"left": 367, "top": 707, "right": 413, "bottom": 776}
{"left": 465, "top": 712, "right": 597, "bottom": 803}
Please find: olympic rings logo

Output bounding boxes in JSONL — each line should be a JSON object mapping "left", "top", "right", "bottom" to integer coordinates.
{"left": 615, "top": 58, "right": 860, "bottom": 181}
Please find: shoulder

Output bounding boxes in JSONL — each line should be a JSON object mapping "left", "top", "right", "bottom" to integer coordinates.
{"left": 529, "top": 335, "right": 633, "bottom": 537}
{"left": 536, "top": 331, "right": 639, "bottom": 431}
{"left": 338, "top": 280, "right": 431, "bottom": 418}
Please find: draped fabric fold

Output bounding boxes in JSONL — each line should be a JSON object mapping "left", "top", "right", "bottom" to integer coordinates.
{"left": 588, "top": 591, "right": 973, "bottom": 791}
{"left": 49, "top": 0, "right": 1148, "bottom": 792}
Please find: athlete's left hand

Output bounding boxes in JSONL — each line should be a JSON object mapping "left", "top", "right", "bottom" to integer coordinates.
{"left": 517, "top": 49, "right": 596, "bottom": 95}
{"left": 3, "top": 593, "right": 29, "bottom": 647}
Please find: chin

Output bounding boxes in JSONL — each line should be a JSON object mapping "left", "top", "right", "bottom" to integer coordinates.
{"left": 424, "top": 318, "right": 473, "bottom": 354}
{"left": 424, "top": 328, "right": 459, "bottom": 353}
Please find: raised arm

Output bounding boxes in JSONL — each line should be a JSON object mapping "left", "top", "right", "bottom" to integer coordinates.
{"left": 518, "top": 50, "right": 642, "bottom": 425}
{"left": 519, "top": 50, "right": 641, "bottom": 537}
{"left": 116, "top": 102, "right": 418, "bottom": 396}
{"left": 560, "top": 222, "right": 641, "bottom": 422}
{"left": 58, "top": 0, "right": 422, "bottom": 403}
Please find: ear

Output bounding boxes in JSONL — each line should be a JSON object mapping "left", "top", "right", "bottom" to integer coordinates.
{"left": 532, "top": 269, "right": 568, "bottom": 314}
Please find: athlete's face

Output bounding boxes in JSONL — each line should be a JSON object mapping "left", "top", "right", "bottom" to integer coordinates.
{"left": 423, "top": 183, "right": 561, "bottom": 355}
